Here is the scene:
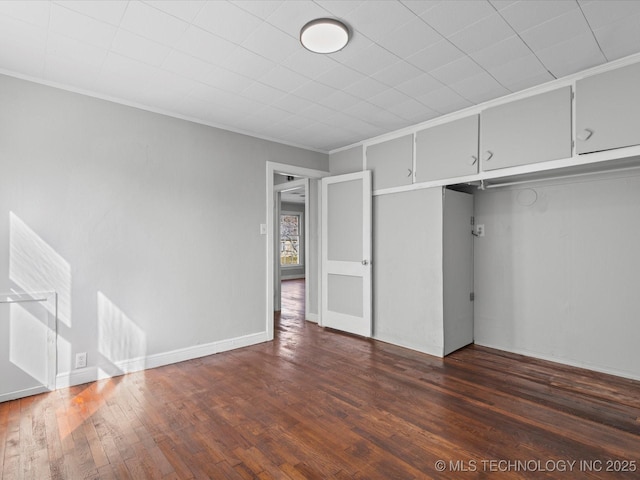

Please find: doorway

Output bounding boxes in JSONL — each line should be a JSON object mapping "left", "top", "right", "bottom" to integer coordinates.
{"left": 265, "top": 162, "right": 328, "bottom": 341}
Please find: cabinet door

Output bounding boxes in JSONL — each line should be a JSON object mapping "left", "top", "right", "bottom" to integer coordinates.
{"left": 576, "top": 62, "right": 640, "bottom": 154}
{"left": 415, "top": 115, "right": 478, "bottom": 182}
{"left": 481, "top": 87, "right": 572, "bottom": 171}
{"left": 365, "top": 134, "right": 413, "bottom": 191}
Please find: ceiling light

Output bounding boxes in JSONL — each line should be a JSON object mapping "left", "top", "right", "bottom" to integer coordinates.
{"left": 300, "top": 18, "right": 349, "bottom": 54}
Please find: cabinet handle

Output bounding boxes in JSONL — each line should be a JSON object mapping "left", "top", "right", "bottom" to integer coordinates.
{"left": 468, "top": 155, "right": 478, "bottom": 166}
{"left": 577, "top": 128, "right": 593, "bottom": 141}
{"left": 407, "top": 168, "right": 412, "bottom": 177}
{"left": 484, "top": 151, "right": 494, "bottom": 162}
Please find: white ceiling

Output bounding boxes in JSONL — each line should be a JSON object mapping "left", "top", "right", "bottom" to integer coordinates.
{"left": 1, "top": 1, "right": 640, "bottom": 153}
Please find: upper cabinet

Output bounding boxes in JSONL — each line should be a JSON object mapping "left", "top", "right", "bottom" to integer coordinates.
{"left": 481, "top": 87, "right": 572, "bottom": 171}
{"left": 415, "top": 115, "right": 479, "bottom": 182}
{"left": 365, "top": 134, "right": 413, "bottom": 191}
{"left": 576, "top": 62, "right": 640, "bottom": 155}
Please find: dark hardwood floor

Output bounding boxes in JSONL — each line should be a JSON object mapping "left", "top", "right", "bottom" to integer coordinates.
{"left": 2, "top": 278, "right": 640, "bottom": 479}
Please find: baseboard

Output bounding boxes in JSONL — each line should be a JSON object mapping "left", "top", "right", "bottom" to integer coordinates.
{"left": 0, "top": 385, "right": 50, "bottom": 403}
{"left": 56, "top": 331, "right": 270, "bottom": 389}
{"left": 474, "top": 341, "right": 640, "bottom": 382}
{"left": 306, "top": 312, "right": 318, "bottom": 323}
{"left": 373, "top": 334, "right": 443, "bottom": 358}
{"left": 281, "top": 274, "right": 305, "bottom": 280}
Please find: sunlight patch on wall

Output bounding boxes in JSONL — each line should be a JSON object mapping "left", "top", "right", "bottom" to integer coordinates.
{"left": 9, "top": 212, "right": 71, "bottom": 326}
{"left": 9, "top": 302, "right": 49, "bottom": 385}
{"left": 98, "top": 291, "right": 146, "bottom": 367}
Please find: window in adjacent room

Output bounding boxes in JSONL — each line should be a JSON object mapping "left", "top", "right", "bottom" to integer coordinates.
{"left": 280, "top": 212, "right": 303, "bottom": 266}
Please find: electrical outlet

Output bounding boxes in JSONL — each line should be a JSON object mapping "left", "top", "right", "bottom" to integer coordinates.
{"left": 476, "top": 224, "right": 485, "bottom": 237}
{"left": 75, "top": 352, "right": 87, "bottom": 369}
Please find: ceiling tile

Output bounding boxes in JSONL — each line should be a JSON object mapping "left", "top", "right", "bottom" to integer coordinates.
{"left": 338, "top": 43, "right": 399, "bottom": 76}
{"left": 470, "top": 35, "right": 531, "bottom": 69}
{"left": 395, "top": 72, "right": 443, "bottom": 97}
{"left": 367, "top": 88, "right": 413, "bottom": 109}
{"left": 448, "top": 13, "right": 514, "bottom": 54}
{"left": 420, "top": 0, "right": 495, "bottom": 36}
{"left": 519, "top": 7, "right": 591, "bottom": 52}
{"left": 376, "top": 17, "right": 443, "bottom": 58}
{"left": 489, "top": 0, "right": 519, "bottom": 10}
{"left": 291, "top": 80, "right": 335, "bottom": 102}
{"left": 315, "top": 65, "right": 366, "bottom": 90}
{"left": 407, "top": 40, "right": 464, "bottom": 72}
{"left": 175, "top": 26, "right": 237, "bottom": 64}
{"left": 120, "top": 1, "right": 190, "bottom": 46}
{"left": 594, "top": 12, "right": 640, "bottom": 61}
{"left": 194, "top": 1, "right": 263, "bottom": 44}
{"left": 111, "top": 29, "right": 172, "bottom": 67}
{"left": 161, "top": 50, "right": 214, "bottom": 80}
{"left": 272, "top": 94, "right": 316, "bottom": 114}
{"left": 321, "top": 91, "right": 362, "bottom": 111}
{"left": 233, "top": 0, "right": 285, "bottom": 19}
{"left": 0, "top": 0, "right": 50, "bottom": 27}
{"left": 241, "top": 81, "right": 288, "bottom": 104}
{"left": 282, "top": 49, "right": 339, "bottom": 79}
{"left": 415, "top": 86, "right": 473, "bottom": 114}
{"left": 56, "top": 0, "right": 127, "bottom": 26}
{"left": 342, "top": 0, "right": 417, "bottom": 42}
{"left": 47, "top": 31, "right": 107, "bottom": 69}
{"left": 223, "top": 46, "right": 277, "bottom": 78}
{"left": 498, "top": 0, "right": 577, "bottom": 33}
{"left": 314, "top": 0, "right": 365, "bottom": 18}
{"left": 0, "top": 16, "right": 46, "bottom": 77}
{"left": 145, "top": 0, "right": 205, "bottom": 23}
{"left": 343, "top": 77, "right": 389, "bottom": 100}
{"left": 44, "top": 54, "right": 100, "bottom": 90}
{"left": 535, "top": 32, "right": 606, "bottom": 78}
{"left": 487, "top": 54, "right": 550, "bottom": 90}
{"left": 241, "top": 22, "right": 299, "bottom": 63}
{"left": 50, "top": 3, "right": 117, "bottom": 50}
{"left": 197, "top": 66, "right": 254, "bottom": 94}
{"left": 579, "top": 0, "right": 640, "bottom": 31}
{"left": 506, "top": 71, "right": 557, "bottom": 92}
{"left": 450, "top": 71, "right": 509, "bottom": 104}
{"left": 401, "top": 1, "right": 442, "bottom": 16}
{"left": 258, "top": 65, "right": 311, "bottom": 92}
{"left": 265, "top": 0, "right": 329, "bottom": 38}
{"left": 429, "top": 56, "right": 484, "bottom": 85}
{"left": 371, "top": 60, "right": 425, "bottom": 87}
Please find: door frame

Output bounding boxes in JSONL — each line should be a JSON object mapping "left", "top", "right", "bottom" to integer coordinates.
{"left": 265, "top": 162, "right": 329, "bottom": 341}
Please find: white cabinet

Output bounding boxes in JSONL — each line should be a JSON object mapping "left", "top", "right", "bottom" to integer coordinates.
{"left": 576, "top": 62, "right": 640, "bottom": 154}
{"left": 481, "top": 87, "right": 572, "bottom": 171}
{"left": 415, "top": 115, "right": 479, "bottom": 182}
{"left": 365, "top": 134, "right": 413, "bottom": 191}
{"left": 373, "top": 187, "right": 473, "bottom": 357}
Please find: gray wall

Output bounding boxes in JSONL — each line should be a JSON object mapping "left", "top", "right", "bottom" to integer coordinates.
{"left": 474, "top": 173, "right": 640, "bottom": 380}
{"left": 329, "top": 145, "right": 363, "bottom": 175}
{"left": 280, "top": 201, "right": 305, "bottom": 279}
{"left": 0, "top": 74, "right": 328, "bottom": 385}
{"left": 373, "top": 188, "right": 444, "bottom": 355}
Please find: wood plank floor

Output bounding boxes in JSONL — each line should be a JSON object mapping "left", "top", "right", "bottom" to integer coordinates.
{"left": 2, "top": 278, "right": 640, "bottom": 479}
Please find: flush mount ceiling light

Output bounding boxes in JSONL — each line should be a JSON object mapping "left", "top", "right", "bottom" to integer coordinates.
{"left": 300, "top": 18, "right": 350, "bottom": 54}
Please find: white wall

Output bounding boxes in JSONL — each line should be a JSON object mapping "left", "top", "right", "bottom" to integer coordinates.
{"left": 474, "top": 173, "right": 640, "bottom": 380}
{"left": 373, "top": 188, "right": 444, "bottom": 355}
{"left": 329, "top": 146, "right": 363, "bottom": 175}
{"left": 0, "top": 74, "right": 328, "bottom": 387}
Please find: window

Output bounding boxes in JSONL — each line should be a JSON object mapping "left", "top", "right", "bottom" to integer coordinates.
{"left": 280, "top": 213, "right": 302, "bottom": 266}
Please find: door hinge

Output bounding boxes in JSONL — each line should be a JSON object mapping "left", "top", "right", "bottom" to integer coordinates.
{"left": 470, "top": 292, "right": 475, "bottom": 301}
{"left": 471, "top": 216, "right": 475, "bottom": 225}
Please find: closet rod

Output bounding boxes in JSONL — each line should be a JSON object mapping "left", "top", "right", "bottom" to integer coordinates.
{"left": 483, "top": 165, "right": 640, "bottom": 189}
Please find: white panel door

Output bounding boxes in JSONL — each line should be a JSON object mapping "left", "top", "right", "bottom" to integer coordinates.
{"left": 321, "top": 171, "right": 372, "bottom": 337}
